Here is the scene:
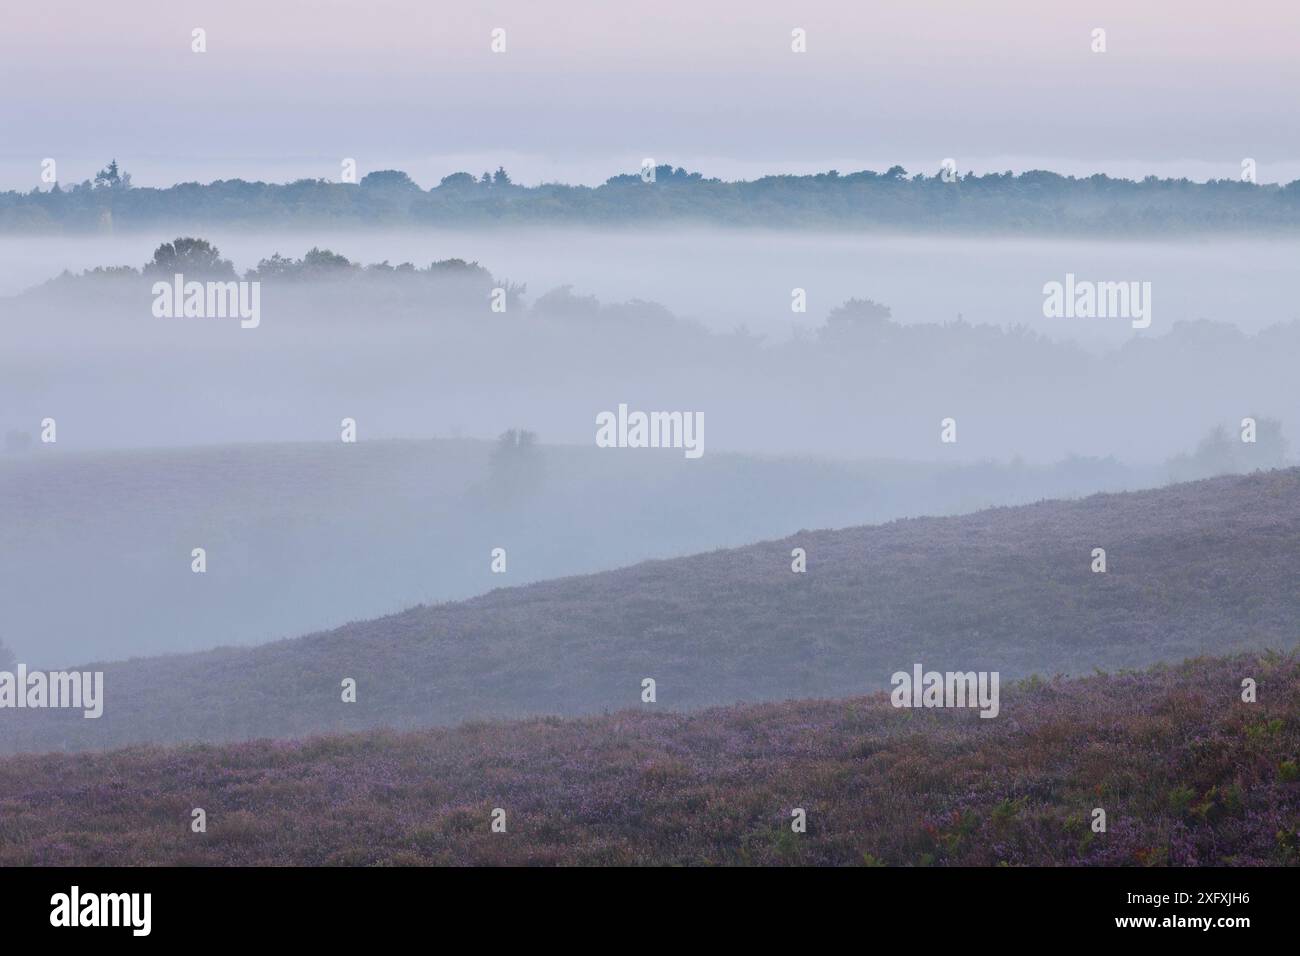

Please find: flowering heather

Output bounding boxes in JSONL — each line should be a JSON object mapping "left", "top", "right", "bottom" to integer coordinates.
{"left": 0, "top": 652, "right": 1296, "bottom": 866}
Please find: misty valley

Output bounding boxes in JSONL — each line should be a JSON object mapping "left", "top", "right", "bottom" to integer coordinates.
{"left": 2, "top": 48, "right": 1299, "bottom": 892}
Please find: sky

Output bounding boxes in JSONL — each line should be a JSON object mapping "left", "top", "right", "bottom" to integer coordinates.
{"left": 2, "top": 0, "right": 1298, "bottom": 188}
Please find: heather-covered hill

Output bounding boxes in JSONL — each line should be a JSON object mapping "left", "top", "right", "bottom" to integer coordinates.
{"left": 0, "top": 438, "right": 1154, "bottom": 667}
{"left": 4, "top": 468, "right": 1298, "bottom": 754}
{"left": 1, "top": 653, "right": 1296, "bottom": 866}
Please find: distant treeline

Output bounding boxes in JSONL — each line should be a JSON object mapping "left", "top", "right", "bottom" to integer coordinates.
{"left": 5, "top": 161, "right": 1300, "bottom": 234}
{"left": 65, "top": 235, "right": 508, "bottom": 284}
{"left": 47, "top": 235, "right": 531, "bottom": 308}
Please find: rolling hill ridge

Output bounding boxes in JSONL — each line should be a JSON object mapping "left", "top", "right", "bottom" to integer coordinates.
{"left": 3, "top": 467, "right": 1298, "bottom": 754}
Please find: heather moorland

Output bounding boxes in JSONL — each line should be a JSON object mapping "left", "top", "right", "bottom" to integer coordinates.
{"left": 1, "top": 652, "right": 1295, "bottom": 866}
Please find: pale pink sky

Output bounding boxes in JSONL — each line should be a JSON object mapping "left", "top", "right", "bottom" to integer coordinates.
{"left": 2, "top": 0, "right": 1297, "bottom": 187}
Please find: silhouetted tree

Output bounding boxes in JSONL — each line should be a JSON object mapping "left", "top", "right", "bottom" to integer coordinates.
{"left": 1167, "top": 418, "right": 1289, "bottom": 482}
{"left": 820, "top": 298, "right": 895, "bottom": 345}
{"left": 438, "top": 172, "right": 476, "bottom": 189}
{"left": 825, "top": 298, "right": 891, "bottom": 329}
{"left": 143, "top": 237, "right": 236, "bottom": 278}
{"left": 300, "top": 247, "right": 353, "bottom": 274}
{"left": 489, "top": 429, "right": 544, "bottom": 500}
{"left": 359, "top": 170, "right": 421, "bottom": 191}
{"left": 93, "top": 159, "right": 132, "bottom": 190}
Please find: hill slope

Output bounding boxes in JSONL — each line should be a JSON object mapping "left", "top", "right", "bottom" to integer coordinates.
{"left": 4, "top": 467, "right": 1299, "bottom": 754}
{"left": 1, "top": 653, "right": 1296, "bottom": 866}
{"left": 0, "top": 438, "right": 1151, "bottom": 666}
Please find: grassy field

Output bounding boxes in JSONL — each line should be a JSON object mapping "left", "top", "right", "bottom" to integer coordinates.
{"left": 1, "top": 652, "right": 1296, "bottom": 866}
